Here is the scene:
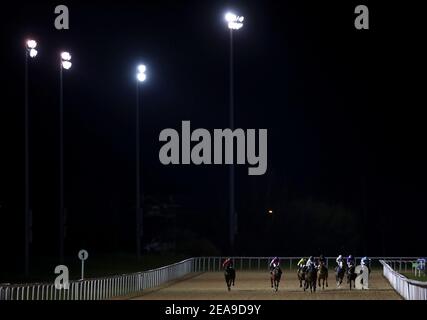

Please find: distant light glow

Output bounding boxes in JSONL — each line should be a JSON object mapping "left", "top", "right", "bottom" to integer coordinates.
{"left": 225, "top": 13, "right": 237, "bottom": 22}
{"left": 138, "top": 65, "right": 146, "bottom": 73}
{"left": 228, "top": 22, "right": 244, "bottom": 30}
{"left": 225, "top": 12, "right": 244, "bottom": 30}
{"left": 29, "top": 49, "right": 38, "bottom": 58}
{"left": 137, "top": 73, "right": 146, "bottom": 82}
{"left": 268, "top": 210, "right": 273, "bottom": 214}
{"left": 137, "top": 64, "right": 147, "bottom": 82}
{"left": 62, "top": 61, "right": 72, "bottom": 70}
{"left": 27, "top": 40, "right": 37, "bottom": 49}
{"left": 61, "top": 52, "right": 72, "bottom": 61}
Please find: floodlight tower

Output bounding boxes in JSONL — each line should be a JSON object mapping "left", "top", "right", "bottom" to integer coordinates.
{"left": 135, "top": 64, "right": 147, "bottom": 260}
{"left": 59, "top": 51, "right": 72, "bottom": 264}
{"left": 24, "top": 39, "right": 38, "bottom": 277}
{"left": 225, "top": 12, "right": 244, "bottom": 252}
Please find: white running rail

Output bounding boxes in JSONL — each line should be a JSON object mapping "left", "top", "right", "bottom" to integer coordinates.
{"left": 0, "top": 258, "right": 195, "bottom": 300}
{"left": 380, "top": 260, "right": 427, "bottom": 300}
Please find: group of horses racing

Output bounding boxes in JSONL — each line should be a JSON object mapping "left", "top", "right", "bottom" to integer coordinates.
{"left": 297, "top": 258, "right": 359, "bottom": 292}
{"left": 223, "top": 256, "right": 369, "bottom": 292}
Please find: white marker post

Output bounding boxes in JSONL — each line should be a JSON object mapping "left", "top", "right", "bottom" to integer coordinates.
{"left": 78, "top": 249, "right": 89, "bottom": 280}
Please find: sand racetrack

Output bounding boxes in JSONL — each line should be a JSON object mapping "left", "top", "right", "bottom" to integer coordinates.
{"left": 130, "top": 271, "right": 401, "bottom": 300}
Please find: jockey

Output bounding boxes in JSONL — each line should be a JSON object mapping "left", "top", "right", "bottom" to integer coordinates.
{"left": 336, "top": 255, "right": 344, "bottom": 270}
{"left": 361, "top": 256, "right": 369, "bottom": 266}
{"left": 361, "top": 256, "right": 371, "bottom": 273}
{"left": 347, "top": 254, "right": 355, "bottom": 268}
{"left": 318, "top": 254, "right": 327, "bottom": 265}
{"left": 270, "top": 257, "right": 281, "bottom": 270}
{"left": 270, "top": 256, "right": 280, "bottom": 267}
{"left": 297, "top": 257, "right": 307, "bottom": 271}
{"left": 222, "top": 258, "right": 233, "bottom": 269}
{"left": 305, "top": 256, "right": 316, "bottom": 270}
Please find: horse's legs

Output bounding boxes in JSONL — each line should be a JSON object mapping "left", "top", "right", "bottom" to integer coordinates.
{"left": 225, "top": 276, "right": 231, "bottom": 291}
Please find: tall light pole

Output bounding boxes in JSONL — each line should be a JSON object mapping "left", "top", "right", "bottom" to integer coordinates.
{"left": 136, "top": 64, "right": 147, "bottom": 260}
{"left": 59, "top": 51, "right": 72, "bottom": 264}
{"left": 24, "top": 39, "right": 38, "bottom": 277}
{"left": 225, "top": 12, "right": 244, "bottom": 252}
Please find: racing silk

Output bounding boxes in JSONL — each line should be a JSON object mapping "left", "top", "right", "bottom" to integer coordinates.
{"left": 297, "top": 258, "right": 306, "bottom": 267}
{"left": 361, "top": 257, "right": 369, "bottom": 266}
{"left": 270, "top": 258, "right": 280, "bottom": 268}
{"left": 222, "top": 258, "right": 233, "bottom": 268}
{"left": 347, "top": 257, "right": 355, "bottom": 267}
{"left": 336, "top": 257, "right": 343, "bottom": 269}
{"left": 306, "top": 259, "right": 316, "bottom": 269}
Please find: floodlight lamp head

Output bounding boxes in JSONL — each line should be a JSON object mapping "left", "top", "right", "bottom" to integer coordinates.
{"left": 27, "top": 40, "right": 37, "bottom": 49}
{"left": 137, "top": 73, "right": 146, "bottom": 82}
{"left": 137, "top": 64, "right": 147, "bottom": 82}
{"left": 62, "top": 61, "right": 72, "bottom": 70}
{"left": 225, "top": 12, "right": 237, "bottom": 22}
{"left": 29, "top": 49, "right": 38, "bottom": 58}
{"left": 61, "top": 52, "right": 72, "bottom": 61}
{"left": 138, "top": 65, "right": 146, "bottom": 73}
{"left": 225, "top": 12, "right": 244, "bottom": 30}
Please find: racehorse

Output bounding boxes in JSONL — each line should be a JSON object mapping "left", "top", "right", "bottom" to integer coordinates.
{"left": 304, "top": 265, "right": 317, "bottom": 293}
{"left": 335, "top": 264, "right": 345, "bottom": 287}
{"left": 297, "top": 267, "right": 306, "bottom": 288}
{"left": 270, "top": 265, "right": 282, "bottom": 292}
{"left": 347, "top": 264, "right": 357, "bottom": 290}
{"left": 224, "top": 265, "right": 236, "bottom": 291}
{"left": 317, "top": 261, "right": 329, "bottom": 289}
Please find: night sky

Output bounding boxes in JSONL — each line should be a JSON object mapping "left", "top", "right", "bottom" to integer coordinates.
{"left": 1, "top": 1, "right": 426, "bottom": 276}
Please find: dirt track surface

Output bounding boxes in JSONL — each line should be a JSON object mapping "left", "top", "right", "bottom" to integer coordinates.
{"left": 131, "top": 271, "right": 401, "bottom": 300}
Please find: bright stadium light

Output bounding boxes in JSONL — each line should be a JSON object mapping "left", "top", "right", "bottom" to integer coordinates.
{"left": 137, "top": 73, "right": 146, "bottom": 82}
{"left": 137, "top": 64, "right": 147, "bottom": 82}
{"left": 62, "top": 61, "right": 72, "bottom": 70}
{"left": 138, "top": 64, "right": 146, "bottom": 73}
{"left": 225, "top": 13, "right": 237, "bottom": 22}
{"left": 61, "top": 52, "right": 71, "bottom": 61}
{"left": 29, "top": 49, "right": 38, "bottom": 58}
{"left": 225, "top": 12, "right": 244, "bottom": 30}
{"left": 26, "top": 40, "right": 38, "bottom": 59}
{"left": 27, "top": 40, "right": 37, "bottom": 49}
{"left": 61, "top": 52, "right": 72, "bottom": 70}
